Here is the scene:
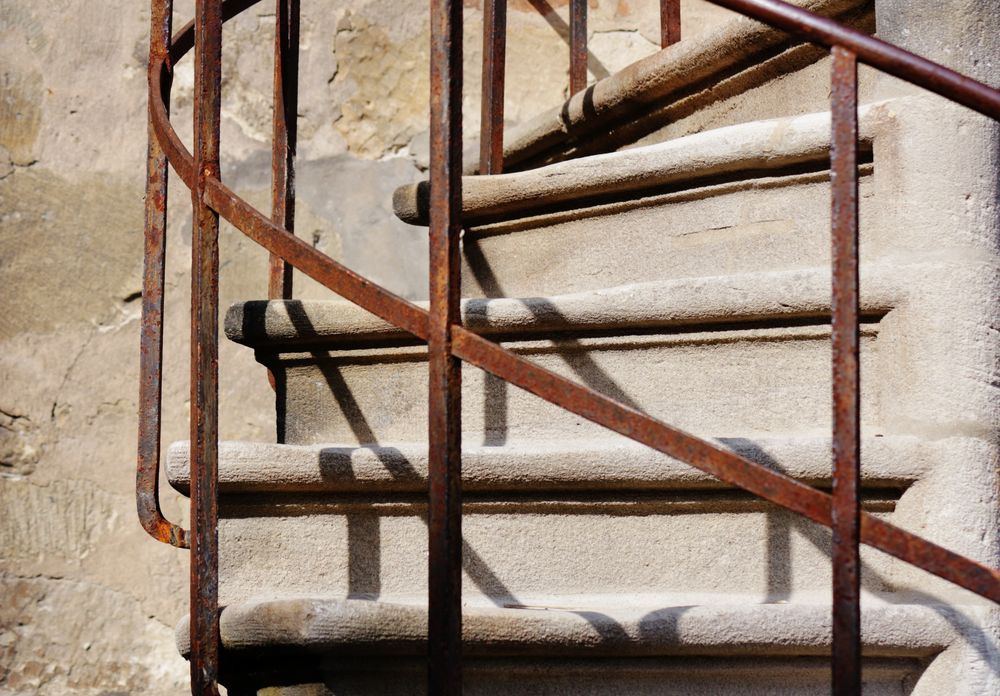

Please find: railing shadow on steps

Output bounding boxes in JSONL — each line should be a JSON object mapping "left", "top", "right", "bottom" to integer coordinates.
{"left": 276, "top": 299, "right": 527, "bottom": 608}
{"left": 137, "top": 0, "right": 1000, "bottom": 694}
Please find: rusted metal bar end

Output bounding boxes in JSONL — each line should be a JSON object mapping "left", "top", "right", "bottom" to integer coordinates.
{"left": 830, "top": 44, "right": 861, "bottom": 696}
{"left": 268, "top": 0, "right": 299, "bottom": 300}
{"left": 569, "top": 0, "right": 587, "bottom": 95}
{"left": 191, "top": 0, "right": 223, "bottom": 692}
{"left": 139, "top": 0, "right": 190, "bottom": 550}
{"left": 479, "top": 0, "right": 507, "bottom": 174}
{"left": 660, "top": 0, "right": 681, "bottom": 48}
{"left": 428, "top": 0, "right": 464, "bottom": 693}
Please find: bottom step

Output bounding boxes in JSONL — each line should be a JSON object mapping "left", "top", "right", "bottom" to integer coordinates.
{"left": 173, "top": 595, "right": 987, "bottom": 694}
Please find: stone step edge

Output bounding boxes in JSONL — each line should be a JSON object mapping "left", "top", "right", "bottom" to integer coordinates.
{"left": 224, "top": 266, "right": 901, "bottom": 350}
{"left": 398, "top": 103, "right": 880, "bottom": 227}
{"left": 175, "top": 595, "right": 958, "bottom": 659}
{"left": 465, "top": 0, "right": 869, "bottom": 174}
{"left": 166, "top": 434, "right": 928, "bottom": 496}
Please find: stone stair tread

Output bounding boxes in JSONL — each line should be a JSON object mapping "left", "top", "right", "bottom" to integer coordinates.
{"left": 166, "top": 435, "right": 926, "bottom": 496}
{"left": 175, "top": 594, "right": 958, "bottom": 658}
{"left": 402, "top": 106, "right": 879, "bottom": 228}
{"left": 468, "top": 0, "right": 869, "bottom": 173}
{"left": 224, "top": 266, "right": 901, "bottom": 350}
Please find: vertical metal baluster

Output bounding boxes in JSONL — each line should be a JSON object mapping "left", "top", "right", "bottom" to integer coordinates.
{"left": 480, "top": 0, "right": 506, "bottom": 174}
{"left": 830, "top": 44, "right": 861, "bottom": 696}
{"left": 569, "top": 0, "right": 587, "bottom": 95}
{"left": 428, "top": 0, "right": 464, "bottom": 693}
{"left": 269, "top": 0, "right": 299, "bottom": 299}
{"left": 191, "top": 0, "right": 223, "bottom": 693}
{"left": 660, "top": 0, "right": 681, "bottom": 47}
{"left": 138, "top": 0, "right": 190, "bottom": 549}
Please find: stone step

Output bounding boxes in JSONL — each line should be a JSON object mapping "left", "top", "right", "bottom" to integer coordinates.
{"left": 166, "top": 436, "right": 922, "bottom": 496}
{"left": 173, "top": 594, "right": 974, "bottom": 694}
{"left": 214, "top": 256, "right": 994, "bottom": 605}
{"left": 469, "top": 0, "right": 873, "bottom": 172}
{"left": 400, "top": 107, "right": 886, "bottom": 298}
{"left": 224, "top": 266, "right": 913, "bottom": 446}
{"left": 164, "top": 435, "right": 959, "bottom": 605}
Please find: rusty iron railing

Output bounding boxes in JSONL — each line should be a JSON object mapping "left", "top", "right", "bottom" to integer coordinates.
{"left": 138, "top": 1, "right": 1000, "bottom": 694}
{"left": 479, "top": 0, "right": 682, "bottom": 174}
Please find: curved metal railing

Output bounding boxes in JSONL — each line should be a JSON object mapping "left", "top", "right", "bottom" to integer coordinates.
{"left": 138, "top": 1, "right": 1000, "bottom": 694}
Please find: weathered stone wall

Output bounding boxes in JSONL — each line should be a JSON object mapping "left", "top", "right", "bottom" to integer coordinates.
{"left": 0, "top": 1, "right": 723, "bottom": 693}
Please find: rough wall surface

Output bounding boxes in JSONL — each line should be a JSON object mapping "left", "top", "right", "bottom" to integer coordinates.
{"left": 0, "top": 1, "right": 703, "bottom": 693}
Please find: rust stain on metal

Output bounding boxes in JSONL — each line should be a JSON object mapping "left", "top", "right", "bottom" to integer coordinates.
{"left": 138, "top": 0, "right": 189, "bottom": 550}
{"left": 569, "top": 0, "right": 587, "bottom": 95}
{"left": 268, "top": 0, "right": 299, "bottom": 301}
{"left": 428, "top": 1, "right": 464, "bottom": 693}
{"left": 190, "top": 0, "right": 223, "bottom": 692}
{"left": 830, "top": 44, "right": 860, "bottom": 696}
{"left": 266, "top": 0, "right": 300, "bottom": 392}
{"left": 479, "top": 0, "right": 507, "bottom": 174}
{"left": 660, "top": 0, "right": 680, "bottom": 47}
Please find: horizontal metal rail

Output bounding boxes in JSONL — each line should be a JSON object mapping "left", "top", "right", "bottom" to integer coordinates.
{"left": 140, "top": 0, "right": 1000, "bottom": 693}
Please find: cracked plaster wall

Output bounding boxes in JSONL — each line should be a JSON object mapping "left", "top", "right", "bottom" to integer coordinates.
{"left": 0, "top": 1, "right": 723, "bottom": 693}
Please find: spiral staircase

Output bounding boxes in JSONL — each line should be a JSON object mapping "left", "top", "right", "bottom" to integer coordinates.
{"left": 139, "top": 0, "right": 1000, "bottom": 693}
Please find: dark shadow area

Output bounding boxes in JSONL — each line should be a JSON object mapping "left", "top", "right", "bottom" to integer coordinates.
{"left": 788, "top": 511, "right": 1000, "bottom": 676}
{"left": 270, "top": 299, "right": 526, "bottom": 606}
{"left": 482, "top": 371, "right": 508, "bottom": 445}
{"left": 637, "top": 604, "right": 693, "bottom": 646}
{"left": 464, "top": 238, "right": 645, "bottom": 426}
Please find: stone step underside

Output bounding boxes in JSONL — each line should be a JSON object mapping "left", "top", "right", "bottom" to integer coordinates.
{"left": 187, "top": 500, "right": 920, "bottom": 602}
{"left": 165, "top": 436, "right": 968, "bottom": 604}
{"left": 402, "top": 108, "right": 886, "bottom": 296}
{"left": 269, "top": 323, "right": 882, "bottom": 446}
{"left": 165, "top": 435, "right": 948, "bottom": 604}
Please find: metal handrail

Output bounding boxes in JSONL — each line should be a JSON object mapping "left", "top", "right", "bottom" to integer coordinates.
{"left": 139, "top": 1, "right": 1000, "bottom": 694}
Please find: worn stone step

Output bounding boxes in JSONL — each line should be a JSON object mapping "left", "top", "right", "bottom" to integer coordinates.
{"left": 469, "top": 0, "right": 873, "bottom": 172}
{"left": 224, "top": 265, "right": 916, "bottom": 446}
{"left": 166, "top": 436, "right": 923, "bottom": 496}
{"left": 402, "top": 107, "right": 889, "bottom": 298}
{"left": 165, "top": 434, "right": 981, "bottom": 606}
{"left": 406, "top": 108, "right": 877, "bottom": 228}
{"left": 173, "top": 594, "right": 986, "bottom": 694}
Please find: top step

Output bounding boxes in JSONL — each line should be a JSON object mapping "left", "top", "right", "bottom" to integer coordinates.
{"left": 473, "top": 0, "right": 872, "bottom": 172}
